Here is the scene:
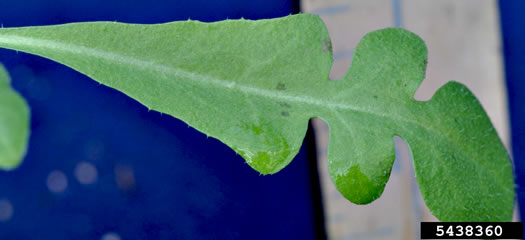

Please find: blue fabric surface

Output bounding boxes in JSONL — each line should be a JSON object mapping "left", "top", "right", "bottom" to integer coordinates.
{"left": 499, "top": 1, "right": 525, "bottom": 220}
{"left": 0, "top": 1, "right": 323, "bottom": 239}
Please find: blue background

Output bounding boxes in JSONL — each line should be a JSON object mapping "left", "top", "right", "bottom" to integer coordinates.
{"left": 499, "top": 1, "right": 525, "bottom": 221}
{"left": 1, "top": 1, "right": 524, "bottom": 239}
{"left": 0, "top": 0, "right": 326, "bottom": 239}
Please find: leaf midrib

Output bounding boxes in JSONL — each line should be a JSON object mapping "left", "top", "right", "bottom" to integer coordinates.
{"left": 0, "top": 34, "right": 396, "bottom": 115}
{"left": 0, "top": 34, "right": 494, "bottom": 171}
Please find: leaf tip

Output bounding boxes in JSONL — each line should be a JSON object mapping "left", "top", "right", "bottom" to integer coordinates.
{"left": 234, "top": 147, "right": 294, "bottom": 175}
{"left": 333, "top": 165, "right": 386, "bottom": 204}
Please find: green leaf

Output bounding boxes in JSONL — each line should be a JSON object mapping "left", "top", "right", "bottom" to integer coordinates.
{"left": 0, "top": 14, "right": 514, "bottom": 221}
{"left": 0, "top": 64, "right": 30, "bottom": 169}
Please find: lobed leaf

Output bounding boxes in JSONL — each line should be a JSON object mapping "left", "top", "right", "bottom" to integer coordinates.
{"left": 0, "top": 14, "right": 514, "bottom": 221}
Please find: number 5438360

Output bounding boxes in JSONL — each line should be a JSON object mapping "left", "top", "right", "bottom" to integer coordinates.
{"left": 436, "top": 225, "right": 502, "bottom": 237}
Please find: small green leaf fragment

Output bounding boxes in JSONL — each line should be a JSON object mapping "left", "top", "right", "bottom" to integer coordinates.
{"left": 0, "top": 64, "right": 30, "bottom": 170}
